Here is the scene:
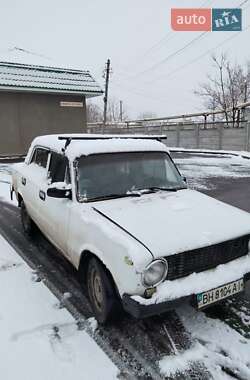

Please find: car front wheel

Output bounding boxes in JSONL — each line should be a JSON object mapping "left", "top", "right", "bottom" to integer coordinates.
{"left": 87, "top": 257, "right": 121, "bottom": 324}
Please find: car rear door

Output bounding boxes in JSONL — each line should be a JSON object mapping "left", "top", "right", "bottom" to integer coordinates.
{"left": 21, "top": 147, "right": 49, "bottom": 225}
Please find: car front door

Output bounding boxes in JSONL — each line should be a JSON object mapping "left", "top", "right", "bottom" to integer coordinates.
{"left": 39, "top": 151, "right": 72, "bottom": 258}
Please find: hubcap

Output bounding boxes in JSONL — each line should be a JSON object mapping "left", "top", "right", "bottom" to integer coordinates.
{"left": 90, "top": 268, "right": 104, "bottom": 312}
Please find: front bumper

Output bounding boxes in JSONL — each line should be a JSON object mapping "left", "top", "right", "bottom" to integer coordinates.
{"left": 122, "top": 272, "right": 250, "bottom": 319}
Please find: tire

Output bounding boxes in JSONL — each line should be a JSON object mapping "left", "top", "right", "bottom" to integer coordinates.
{"left": 87, "top": 257, "right": 121, "bottom": 324}
{"left": 20, "top": 201, "right": 34, "bottom": 237}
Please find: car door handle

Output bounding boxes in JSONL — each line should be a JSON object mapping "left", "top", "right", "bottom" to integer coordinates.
{"left": 39, "top": 190, "right": 46, "bottom": 201}
{"left": 21, "top": 177, "right": 26, "bottom": 186}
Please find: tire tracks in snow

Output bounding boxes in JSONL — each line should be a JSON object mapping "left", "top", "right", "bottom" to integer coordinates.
{"left": 0, "top": 200, "right": 210, "bottom": 380}
{"left": 204, "top": 298, "right": 250, "bottom": 340}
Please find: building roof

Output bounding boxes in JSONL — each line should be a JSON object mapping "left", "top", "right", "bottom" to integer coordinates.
{"left": 0, "top": 61, "right": 103, "bottom": 97}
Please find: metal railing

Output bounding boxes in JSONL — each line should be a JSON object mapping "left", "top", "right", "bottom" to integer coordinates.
{"left": 87, "top": 102, "right": 250, "bottom": 152}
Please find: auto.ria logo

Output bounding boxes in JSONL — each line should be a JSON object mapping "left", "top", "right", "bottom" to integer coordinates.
{"left": 212, "top": 9, "right": 242, "bottom": 31}
{"left": 171, "top": 8, "right": 242, "bottom": 32}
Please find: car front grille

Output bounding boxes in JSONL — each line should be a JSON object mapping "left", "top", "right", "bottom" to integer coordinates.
{"left": 166, "top": 235, "right": 250, "bottom": 281}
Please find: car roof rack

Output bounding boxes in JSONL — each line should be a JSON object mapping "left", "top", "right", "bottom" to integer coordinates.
{"left": 58, "top": 135, "right": 167, "bottom": 151}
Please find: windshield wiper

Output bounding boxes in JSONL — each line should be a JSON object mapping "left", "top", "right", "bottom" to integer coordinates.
{"left": 138, "top": 186, "right": 186, "bottom": 193}
{"left": 85, "top": 192, "right": 141, "bottom": 202}
{"left": 80, "top": 186, "right": 186, "bottom": 202}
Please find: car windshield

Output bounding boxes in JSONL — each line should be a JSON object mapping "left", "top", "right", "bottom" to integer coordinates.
{"left": 77, "top": 151, "right": 186, "bottom": 201}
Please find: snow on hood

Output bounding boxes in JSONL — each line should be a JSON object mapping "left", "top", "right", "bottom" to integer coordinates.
{"left": 94, "top": 189, "right": 250, "bottom": 259}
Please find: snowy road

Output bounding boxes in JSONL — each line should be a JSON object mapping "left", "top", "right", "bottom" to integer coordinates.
{"left": 172, "top": 152, "right": 250, "bottom": 213}
{"left": 0, "top": 154, "right": 250, "bottom": 379}
{"left": 0, "top": 199, "right": 209, "bottom": 380}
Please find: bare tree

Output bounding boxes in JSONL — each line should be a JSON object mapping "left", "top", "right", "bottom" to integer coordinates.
{"left": 87, "top": 98, "right": 129, "bottom": 125}
{"left": 195, "top": 54, "right": 250, "bottom": 126}
{"left": 107, "top": 98, "right": 129, "bottom": 123}
{"left": 86, "top": 101, "right": 103, "bottom": 123}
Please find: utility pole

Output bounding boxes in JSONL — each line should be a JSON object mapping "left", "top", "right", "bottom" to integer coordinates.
{"left": 119, "top": 100, "right": 123, "bottom": 122}
{"left": 103, "top": 59, "right": 111, "bottom": 127}
{"left": 212, "top": 98, "right": 216, "bottom": 123}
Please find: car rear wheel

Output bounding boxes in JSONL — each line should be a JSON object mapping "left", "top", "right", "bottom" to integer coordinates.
{"left": 20, "top": 201, "right": 34, "bottom": 236}
{"left": 87, "top": 257, "right": 121, "bottom": 324}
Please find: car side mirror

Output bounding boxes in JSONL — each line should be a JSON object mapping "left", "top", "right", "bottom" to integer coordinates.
{"left": 47, "top": 187, "right": 72, "bottom": 199}
{"left": 182, "top": 176, "right": 187, "bottom": 183}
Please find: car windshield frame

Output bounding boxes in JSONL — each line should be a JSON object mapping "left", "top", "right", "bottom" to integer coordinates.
{"left": 75, "top": 150, "right": 187, "bottom": 203}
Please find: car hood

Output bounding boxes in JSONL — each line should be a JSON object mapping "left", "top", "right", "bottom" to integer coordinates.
{"left": 94, "top": 189, "right": 250, "bottom": 259}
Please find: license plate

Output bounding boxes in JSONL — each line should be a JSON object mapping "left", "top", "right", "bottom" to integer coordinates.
{"left": 196, "top": 278, "right": 244, "bottom": 309}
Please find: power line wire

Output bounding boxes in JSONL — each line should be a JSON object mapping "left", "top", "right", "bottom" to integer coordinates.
{"left": 116, "top": 0, "right": 214, "bottom": 76}
{"left": 132, "top": 31, "right": 208, "bottom": 78}
{"left": 144, "top": 0, "right": 213, "bottom": 58}
{"left": 239, "top": 0, "right": 249, "bottom": 6}
{"left": 111, "top": 20, "right": 250, "bottom": 101}
{"left": 162, "top": 26, "right": 250, "bottom": 81}
{"left": 0, "top": 46, "right": 53, "bottom": 62}
{"left": 14, "top": 46, "right": 53, "bottom": 61}
{"left": 141, "top": 0, "right": 213, "bottom": 59}
{"left": 149, "top": 2, "right": 250, "bottom": 83}
{"left": 119, "top": 0, "right": 249, "bottom": 82}
{"left": 101, "top": 0, "right": 250, "bottom": 108}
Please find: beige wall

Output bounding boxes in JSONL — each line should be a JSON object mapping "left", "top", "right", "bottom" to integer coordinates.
{"left": 0, "top": 91, "right": 87, "bottom": 155}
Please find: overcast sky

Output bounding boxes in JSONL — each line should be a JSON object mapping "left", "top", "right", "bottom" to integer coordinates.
{"left": 0, "top": 0, "right": 249, "bottom": 118}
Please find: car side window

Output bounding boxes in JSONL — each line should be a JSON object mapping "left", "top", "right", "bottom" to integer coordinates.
{"left": 49, "top": 152, "right": 71, "bottom": 184}
{"left": 30, "top": 148, "right": 49, "bottom": 169}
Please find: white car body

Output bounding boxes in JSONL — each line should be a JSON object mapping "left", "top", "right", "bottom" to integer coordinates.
{"left": 12, "top": 134, "right": 250, "bottom": 318}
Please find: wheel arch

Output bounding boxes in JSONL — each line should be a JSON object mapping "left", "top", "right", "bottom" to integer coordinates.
{"left": 78, "top": 250, "right": 121, "bottom": 299}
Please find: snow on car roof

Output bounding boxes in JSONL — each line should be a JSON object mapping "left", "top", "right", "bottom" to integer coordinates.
{"left": 25, "top": 134, "right": 169, "bottom": 163}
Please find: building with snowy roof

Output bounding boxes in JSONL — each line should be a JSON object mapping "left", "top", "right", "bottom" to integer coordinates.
{"left": 0, "top": 61, "right": 103, "bottom": 155}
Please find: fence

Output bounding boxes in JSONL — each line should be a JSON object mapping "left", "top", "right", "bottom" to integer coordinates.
{"left": 87, "top": 120, "right": 250, "bottom": 152}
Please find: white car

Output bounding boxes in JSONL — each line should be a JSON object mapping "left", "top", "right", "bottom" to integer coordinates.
{"left": 12, "top": 134, "right": 250, "bottom": 324}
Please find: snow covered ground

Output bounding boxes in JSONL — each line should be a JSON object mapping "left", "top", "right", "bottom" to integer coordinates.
{"left": 174, "top": 153, "right": 250, "bottom": 191}
{"left": 0, "top": 164, "right": 16, "bottom": 205}
{"left": 160, "top": 304, "right": 250, "bottom": 379}
{"left": 0, "top": 235, "right": 118, "bottom": 380}
{"left": 170, "top": 148, "right": 250, "bottom": 160}
{"left": 0, "top": 164, "right": 119, "bottom": 379}
{"left": 179, "top": 305, "right": 250, "bottom": 380}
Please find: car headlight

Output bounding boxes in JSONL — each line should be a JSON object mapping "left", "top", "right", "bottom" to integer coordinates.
{"left": 142, "top": 259, "right": 168, "bottom": 288}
